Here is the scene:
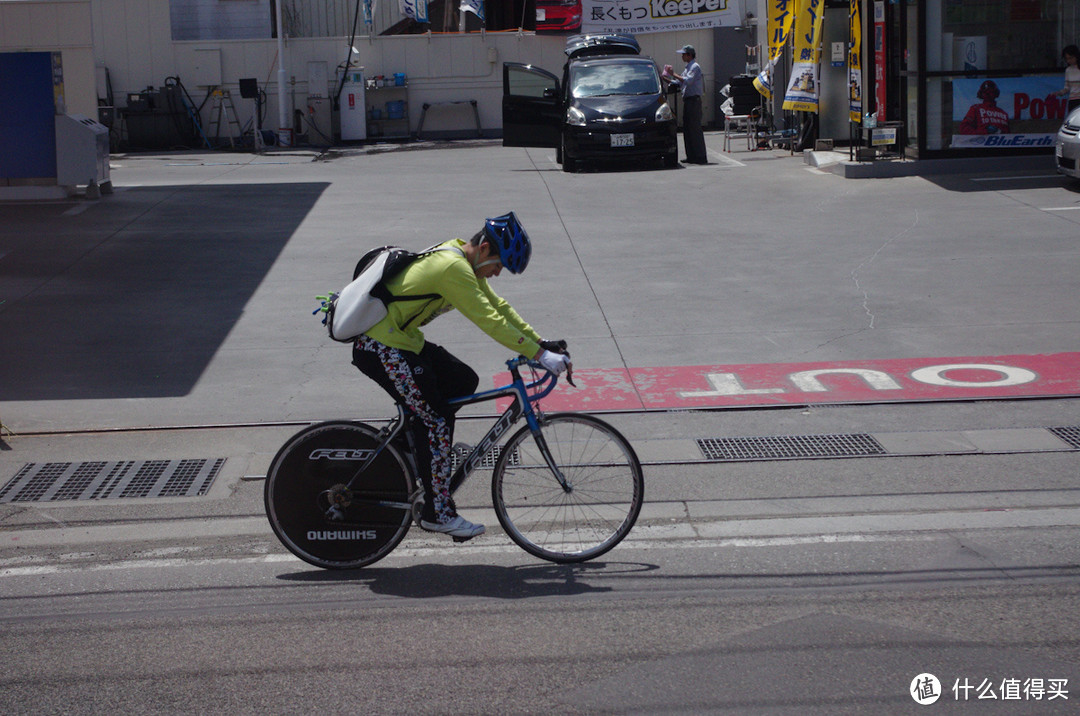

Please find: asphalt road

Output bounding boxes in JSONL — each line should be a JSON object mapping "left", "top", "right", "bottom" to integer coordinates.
{"left": 1, "top": 136, "right": 1079, "bottom": 713}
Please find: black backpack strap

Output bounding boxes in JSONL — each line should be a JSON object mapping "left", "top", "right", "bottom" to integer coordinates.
{"left": 352, "top": 245, "right": 395, "bottom": 281}
{"left": 380, "top": 245, "right": 465, "bottom": 329}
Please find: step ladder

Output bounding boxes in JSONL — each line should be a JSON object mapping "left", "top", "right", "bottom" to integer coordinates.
{"left": 208, "top": 89, "right": 243, "bottom": 149}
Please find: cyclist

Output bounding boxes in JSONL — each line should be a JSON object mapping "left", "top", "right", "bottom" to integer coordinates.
{"left": 351, "top": 212, "right": 572, "bottom": 540}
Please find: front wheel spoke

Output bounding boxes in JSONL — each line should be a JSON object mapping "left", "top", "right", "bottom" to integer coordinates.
{"left": 494, "top": 414, "right": 643, "bottom": 562}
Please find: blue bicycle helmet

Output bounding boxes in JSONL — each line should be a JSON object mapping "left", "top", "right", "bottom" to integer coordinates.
{"left": 483, "top": 212, "right": 531, "bottom": 274}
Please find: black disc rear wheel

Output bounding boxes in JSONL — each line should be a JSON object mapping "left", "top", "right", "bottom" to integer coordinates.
{"left": 264, "top": 421, "right": 413, "bottom": 569}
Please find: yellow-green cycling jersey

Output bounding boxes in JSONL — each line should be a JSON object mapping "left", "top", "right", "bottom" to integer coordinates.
{"left": 363, "top": 239, "right": 542, "bottom": 357}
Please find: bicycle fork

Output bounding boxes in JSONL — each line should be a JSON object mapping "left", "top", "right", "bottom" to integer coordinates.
{"left": 527, "top": 416, "right": 572, "bottom": 493}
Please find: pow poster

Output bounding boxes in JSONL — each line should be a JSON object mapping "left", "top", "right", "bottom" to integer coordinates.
{"left": 951, "top": 76, "right": 1066, "bottom": 148}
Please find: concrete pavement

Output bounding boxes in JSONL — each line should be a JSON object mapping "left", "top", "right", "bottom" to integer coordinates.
{"left": 2, "top": 131, "right": 1079, "bottom": 552}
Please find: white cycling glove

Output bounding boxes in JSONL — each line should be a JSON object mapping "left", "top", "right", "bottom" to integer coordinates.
{"left": 538, "top": 349, "right": 572, "bottom": 375}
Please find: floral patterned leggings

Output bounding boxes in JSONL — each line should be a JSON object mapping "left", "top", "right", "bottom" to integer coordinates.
{"left": 352, "top": 336, "right": 479, "bottom": 523}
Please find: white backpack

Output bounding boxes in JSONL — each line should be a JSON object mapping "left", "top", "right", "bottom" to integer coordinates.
{"left": 317, "top": 244, "right": 463, "bottom": 342}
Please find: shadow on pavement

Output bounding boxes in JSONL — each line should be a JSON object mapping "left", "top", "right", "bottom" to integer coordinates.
{"left": 276, "top": 560, "right": 659, "bottom": 599}
{"left": 922, "top": 172, "right": 1074, "bottom": 193}
{"left": 0, "top": 182, "right": 328, "bottom": 401}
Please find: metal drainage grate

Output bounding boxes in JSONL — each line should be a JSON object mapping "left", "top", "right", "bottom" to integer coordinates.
{"left": 0, "top": 458, "right": 225, "bottom": 503}
{"left": 697, "top": 434, "right": 887, "bottom": 461}
{"left": 450, "top": 445, "right": 517, "bottom": 470}
{"left": 1049, "top": 426, "right": 1080, "bottom": 450}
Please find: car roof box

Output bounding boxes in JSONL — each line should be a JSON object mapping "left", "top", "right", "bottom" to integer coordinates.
{"left": 565, "top": 33, "right": 641, "bottom": 58}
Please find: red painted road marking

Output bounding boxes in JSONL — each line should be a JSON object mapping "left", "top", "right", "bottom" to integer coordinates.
{"left": 500, "top": 353, "right": 1080, "bottom": 411}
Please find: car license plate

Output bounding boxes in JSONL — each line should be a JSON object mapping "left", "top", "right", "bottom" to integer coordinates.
{"left": 611, "top": 133, "right": 634, "bottom": 147}
{"left": 1057, "top": 142, "right": 1064, "bottom": 158}
{"left": 536, "top": 8, "right": 545, "bottom": 20}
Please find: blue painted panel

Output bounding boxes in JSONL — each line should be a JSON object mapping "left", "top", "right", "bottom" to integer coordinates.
{"left": 0, "top": 52, "right": 57, "bottom": 179}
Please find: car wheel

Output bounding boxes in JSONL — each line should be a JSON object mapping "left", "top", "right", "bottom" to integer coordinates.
{"left": 562, "top": 136, "right": 578, "bottom": 173}
{"left": 563, "top": 158, "right": 578, "bottom": 173}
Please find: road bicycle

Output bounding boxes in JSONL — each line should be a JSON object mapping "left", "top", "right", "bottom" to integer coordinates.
{"left": 264, "top": 356, "right": 644, "bottom": 569}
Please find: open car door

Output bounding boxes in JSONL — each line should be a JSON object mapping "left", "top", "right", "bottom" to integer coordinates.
{"left": 502, "top": 63, "right": 561, "bottom": 148}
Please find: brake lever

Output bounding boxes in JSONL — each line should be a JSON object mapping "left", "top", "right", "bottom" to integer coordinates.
{"left": 565, "top": 365, "right": 576, "bottom": 387}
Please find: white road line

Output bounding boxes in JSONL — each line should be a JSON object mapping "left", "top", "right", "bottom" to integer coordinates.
{"left": 970, "top": 175, "right": 1060, "bottom": 182}
{"left": 0, "top": 533, "right": 939, "bottom": 578}
{"left": 4, "top": 506, "right": 1079, "bottom": 578}
{"left": 710, "top": 150, "right": 745, "bottom": 167}
{"left": 1041, "top": 206, "right": 1080, "bottom": 211}
{"left": 0, "top": 553, "right": 297, "bottom": 577}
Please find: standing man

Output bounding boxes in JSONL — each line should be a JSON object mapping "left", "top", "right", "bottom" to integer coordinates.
{"left": 668, "top": 44, "right": 708, "bottom": 164}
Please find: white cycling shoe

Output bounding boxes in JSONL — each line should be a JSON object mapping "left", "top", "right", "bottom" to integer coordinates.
{"left": 420, "top": 514, "right": 486, "bottom": 540}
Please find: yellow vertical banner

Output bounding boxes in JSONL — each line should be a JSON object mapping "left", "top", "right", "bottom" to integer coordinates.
{"left": 849, "top": 0, "right": 863, "bottom": 122}
{"left": 753, "top": 0, "right": 798, "bottom": 100}
{"left": 782, "top": 0, "right": 825, "bottom": 112}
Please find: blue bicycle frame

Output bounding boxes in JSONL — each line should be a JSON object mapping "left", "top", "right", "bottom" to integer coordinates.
{"left": 445, "top": 356, "right": 562, "bottom": 492}
{"left": 343, "top": 357, "right": 565, "bottom": 498}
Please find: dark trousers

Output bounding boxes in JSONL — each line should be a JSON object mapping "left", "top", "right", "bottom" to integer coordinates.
{"left": 682, "top": 95, "right": 707, "bottom": 164}
{"left": 352, "top": 338, "right": 479, "bottom": 521}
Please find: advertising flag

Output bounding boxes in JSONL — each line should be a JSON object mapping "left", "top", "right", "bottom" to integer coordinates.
{"left": 767, "top": 0, "right": 797, "bottom": 59}
{"left": 753, "top": 0, "right": 797, "bottom": 99}
{"left": 783, "top": 0, "right": 825, "bottom": 112}
{"left": 848, "top": 0, "right": 862, "bottom": 122}
{"left": 460, "top": 0, "right": 484, "bottom": 19}
{"left": 874, "top": 0, "right": 885, "bottom": 120}
{"left": 399, "top": 0, "right": 429, "bottom": 22}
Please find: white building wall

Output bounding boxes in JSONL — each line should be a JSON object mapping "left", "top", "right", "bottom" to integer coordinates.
{"left": 0, "top": 0, "right": 97, "bottom": 118}
{"left": 160, "top": 30, "right": 714, "bottom": 138}
{"left": 10, "top": 0, "right": 719, "bottom": 141}
{"left": 91, "top": 0, "right": 175, "bottom": 97}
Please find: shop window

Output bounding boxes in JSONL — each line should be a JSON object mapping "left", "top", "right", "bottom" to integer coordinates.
{"left": 923, "top": 72, "right": 1068, "bottom": 151}
{"left": 929, "top": 0, "right": 1062, "bottom": 71}
{"left": 916, "top": 0, "right": 1076, "bottom": 153}
{"left": 171, "top": 0, "right": 273, "bottom": 41}
{"left": 382, "top": 0, "right": 535, "bottom": 33}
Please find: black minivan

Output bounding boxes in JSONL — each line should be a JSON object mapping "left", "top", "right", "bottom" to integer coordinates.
{"left": 502, "top": 34, "right": 678, "bottom": 172}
